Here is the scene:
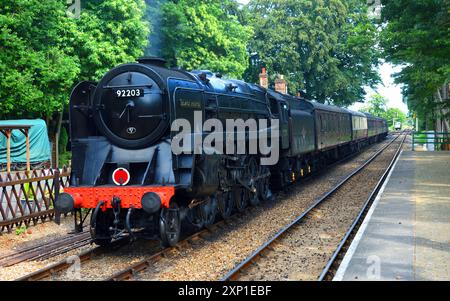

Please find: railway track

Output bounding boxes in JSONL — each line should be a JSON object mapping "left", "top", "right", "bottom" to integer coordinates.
{"left": 14, "top": 217, "right": 242, "bottom": 281}
{"left": 319, "top": 133, "right": 407, "bottom": 281}
{"left": 105, "top": 216, "right": 245, "bottom": 281}
{"left": 0, "top": 231, "right": 91, "bottom": 267}
{"left": 103, "top": 134, "right": 403, "bottom": 281}
{"left": 14, "top": 237, "right": 130, "bottom": 281}
{"left": 15, "top": 134, "right": 401, "bottom": 281}
{"left": 221, "top": 132, "right": 406, "bottom": 281}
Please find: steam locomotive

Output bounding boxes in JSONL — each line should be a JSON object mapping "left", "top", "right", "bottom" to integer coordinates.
{"left": 54, "top": 57, "right": 388, "bottom": 247}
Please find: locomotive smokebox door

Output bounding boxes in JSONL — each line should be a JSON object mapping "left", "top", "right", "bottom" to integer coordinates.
{"left": 92, "top": 64, "right": 169, "bottom": 149}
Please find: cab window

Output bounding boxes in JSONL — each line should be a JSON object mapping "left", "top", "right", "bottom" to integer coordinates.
{"left": 269, "top": 97, "right": 279, "bottom": 116}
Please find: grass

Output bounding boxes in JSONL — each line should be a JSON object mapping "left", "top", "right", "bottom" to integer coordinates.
{"left": 59, "top": 151, "right": 72, "bottom": 167}
{"left": 15, "top": 225, "right": 27, "bottom": 235}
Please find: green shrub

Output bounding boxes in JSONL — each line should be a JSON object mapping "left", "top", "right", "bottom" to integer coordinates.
{"left": 15, "top": 225, "right": 27, "bottom": 235}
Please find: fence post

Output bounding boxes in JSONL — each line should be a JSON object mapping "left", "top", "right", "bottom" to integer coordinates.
{"left": 54, "top": 168, "right": 61, "bottom": 224}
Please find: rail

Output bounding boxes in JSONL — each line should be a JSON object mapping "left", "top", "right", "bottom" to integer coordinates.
{"left": 319, "top": 133, "right": 407, "bottom": 280}
{"left": 221, "top": 133, "right": 405, "bottom": 281}
{"left": 16, "top": 135, "right": 400, "bottom": 281}
{"left": 0, "top": 167, "right": 70, "bottom": 232}
{"left": 412, "top": 131, "right": 450, "bottom": 151}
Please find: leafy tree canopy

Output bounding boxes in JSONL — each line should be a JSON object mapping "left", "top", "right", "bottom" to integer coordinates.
{"left": 359, "top": 93, "right": 388, "bottom": 117}
{"left": 245, "top": 0, "right": 381, "bottom": 106}
{"left": 359, "top": 93, "right": 409, "bottom": 128}
{"left": 160, "top": 0, "right": 253, "bottom": 78}
{"left": 0, "top": 0, "right": 79, "bottom": 118}
{"left": 384, "top": 107, "right": 407, "bottom": 128}
{"left": 380, "top": 0, "right": 450, "bottom": 119}
{"left": 0, "top": 0, "right": 149, "bottom": 120}
{"left": 74, "top": 0, "right": 149, "bottom": 81}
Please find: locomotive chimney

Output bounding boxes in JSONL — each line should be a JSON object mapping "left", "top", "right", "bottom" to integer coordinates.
{"left": 259, "top": 68, "right": 269, "bottom": 89}
{"left": 137, "top": 57, "right": 167, "bottom": 67}
{"left": 275, "top": 75, "right": 288, "bottom": 95}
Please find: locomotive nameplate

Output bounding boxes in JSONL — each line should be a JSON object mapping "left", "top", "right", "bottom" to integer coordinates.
{"left": 113, "top": 88, "right": 144, "bottom": 98}
{"left": 179, "top": 99, "right": 202, "bottom": 109}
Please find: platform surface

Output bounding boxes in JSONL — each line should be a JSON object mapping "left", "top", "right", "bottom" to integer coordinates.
{"left": 334, "top": 151, "right": 450, "bottom": 281}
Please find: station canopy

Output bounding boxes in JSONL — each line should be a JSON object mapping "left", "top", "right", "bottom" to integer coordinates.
{"left": 0, "top": 119, "right": 51, "bottom": 164}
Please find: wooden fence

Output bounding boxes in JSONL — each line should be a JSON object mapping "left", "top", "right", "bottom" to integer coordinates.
{"left": 0, "top": 167, "right": 70, "bottom": 233}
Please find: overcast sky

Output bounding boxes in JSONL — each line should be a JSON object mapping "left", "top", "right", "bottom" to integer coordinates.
{"left": 350, "top": 63, "right": 408, "bottom": 114}
{"left": 235, "top": 0, "right": 408, "bottom": 113}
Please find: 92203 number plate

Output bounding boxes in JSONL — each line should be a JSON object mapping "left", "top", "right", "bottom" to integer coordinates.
{"left": 113, "top": 88, "right": 144, "bottom": 98}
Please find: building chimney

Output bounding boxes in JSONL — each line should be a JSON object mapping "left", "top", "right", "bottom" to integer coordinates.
{"left": 259, "top": 68, "right": 268, "bottom": 89}
{"left": 275, "top": 75, "right": 288, "bottom": 94}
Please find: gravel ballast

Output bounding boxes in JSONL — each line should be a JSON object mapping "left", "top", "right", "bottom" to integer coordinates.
{"left": 3, "top": 136, "right": 398, "bottom": 281}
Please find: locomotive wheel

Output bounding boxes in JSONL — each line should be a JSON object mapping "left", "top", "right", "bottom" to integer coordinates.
{"left": 159, "top": 202, "right": 181, "bottom": 247}
{"left": 218, "top": 191, "right": 234, "bottom": 219}
{"left": 249, "top": 187, "right": 260, "bottom": 207}
{"left": 258, "top": 167, "right": 271, "bottom": 202}
{"left": 234, "top": 188, "right": 248, "bottom": 213}
{"left": 248, "top": 158, "right": 261, "bottom": 207}
{"left": 92, "top": 236, "right": 112, "bottom": 247}
{"left": 93, "top": 238, "right": 112, "bottom": 247}
{"left": 188, "top": 205, "right": 205, "bottom": 229}
{"left": 202, "top": 196, "right": 217, "bottom": 227}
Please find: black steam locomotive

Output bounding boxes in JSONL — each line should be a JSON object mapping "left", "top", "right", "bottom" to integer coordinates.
{"left": 55, "top": 57, "right": 388, "bottom": 247}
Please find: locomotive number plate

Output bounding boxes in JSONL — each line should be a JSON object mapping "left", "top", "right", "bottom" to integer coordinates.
{"left": 113, "top": 88, "right": 144, "bottom": 98}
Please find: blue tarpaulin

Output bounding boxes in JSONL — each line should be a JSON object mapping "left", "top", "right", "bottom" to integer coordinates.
{"left": 0, "top": 119, "right": 51, "bottom": 164}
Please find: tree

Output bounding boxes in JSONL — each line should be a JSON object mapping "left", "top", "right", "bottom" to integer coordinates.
{"left": 0, "top": 0, "right": 150, "bottom": 120}
{"left": 332, "top": 0, "right": 381, "bottom": 105}
{"left": 380, "top": 0, "right": 450, "bottom": 131}
{"left": 0, "top": 0, "right": 79, "bottom": 119}
{"left": 245, "top": 0, "right": 380, "bottom": 106}
{"left": 159, "top": 0, "right": 252, "bottom": 78}
{"left": 0, "top": 1, "right": 150, "bottom": 166}
{"left": 73, "top": 0, "right": 150, "bottom": 81}
{"left": 384, "top": 108, "right": 407, "bottom": 129}
{"left": 359, "top": 94, "right": 387, "bottom": 117}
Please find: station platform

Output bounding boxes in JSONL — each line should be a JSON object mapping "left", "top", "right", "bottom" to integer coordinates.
{"left": 334, "top": 151, "right": 450, "bottom": 281}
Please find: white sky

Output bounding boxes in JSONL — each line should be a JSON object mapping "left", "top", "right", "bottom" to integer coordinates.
{"left": 236, "top": 0, "right": 408, "bottom": 114}
{"left": 350, "top": 62, "right": 408, "bottom": 114}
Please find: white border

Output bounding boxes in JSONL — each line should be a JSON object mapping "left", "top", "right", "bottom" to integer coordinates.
{"left": 112, "top": 168, "right": 131, "bottom": 186}
{"left": 333, "top": 150, "right": 403, "bottom": 281}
